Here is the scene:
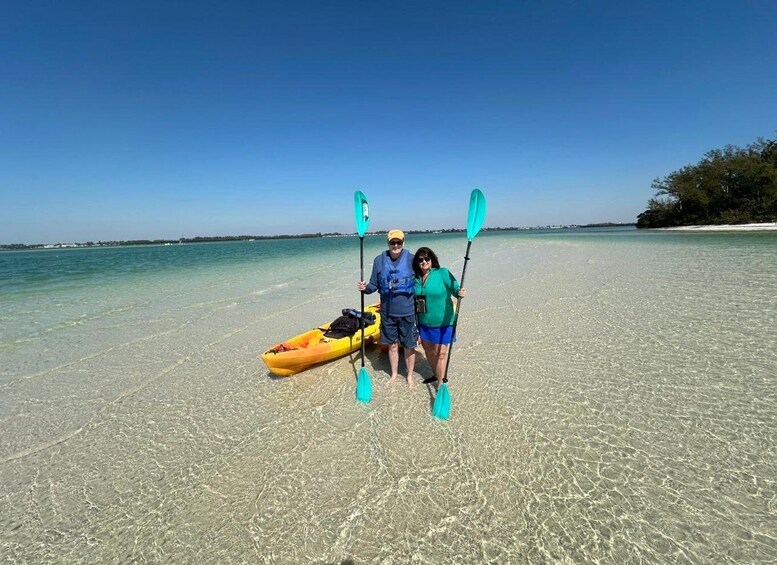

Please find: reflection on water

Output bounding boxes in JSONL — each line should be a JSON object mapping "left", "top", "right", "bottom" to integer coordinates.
{"left": 1, "top": 231, "right": 776, "bottom": 562}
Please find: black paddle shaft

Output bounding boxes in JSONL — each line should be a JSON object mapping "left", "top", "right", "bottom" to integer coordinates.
{"left": 442, "top": 239, "right": 472, "bottom": 382}
{"left": 359, "top": 236, "right": 366, "bottom": 368}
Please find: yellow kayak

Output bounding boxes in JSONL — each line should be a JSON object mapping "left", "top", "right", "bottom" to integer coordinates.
{"left": 261, "top": 304, "right": 381, "bottom": 376}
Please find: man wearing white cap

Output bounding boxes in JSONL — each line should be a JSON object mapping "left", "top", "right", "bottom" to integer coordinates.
{"left": 357, "top": 229, "right": 417, "bottom": 386}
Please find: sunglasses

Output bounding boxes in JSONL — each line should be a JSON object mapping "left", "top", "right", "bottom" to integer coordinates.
{"left": 416, "top": 256, "right": 431, "bottom": 263}
{"left": 389, "top": 240, "right": 404, "bottom": 246}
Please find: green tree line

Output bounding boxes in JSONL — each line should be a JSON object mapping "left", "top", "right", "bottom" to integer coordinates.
{"left": 637, "top": 135, "right": 777, "bottom": 228}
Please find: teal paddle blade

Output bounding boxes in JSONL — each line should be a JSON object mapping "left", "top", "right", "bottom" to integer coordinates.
{"left": 432, "top": 382, "right": 451, "bottom": 419}
{"left": 354, "top": 191, "right": 370, "bottom": 237}
{"left": 356, "top": 366, "right": 372, "bottom": 403}
{"left": 466, "top": 189, "right": 487, "bottom": 241}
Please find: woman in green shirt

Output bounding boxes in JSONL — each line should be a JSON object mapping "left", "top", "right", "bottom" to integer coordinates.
{"left": 413, "top": 247, "right": 466, "bottom": 388}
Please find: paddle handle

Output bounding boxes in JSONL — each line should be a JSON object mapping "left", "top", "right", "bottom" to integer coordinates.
{"left": 442, "top": 239, "right": 472, "bottom": 382}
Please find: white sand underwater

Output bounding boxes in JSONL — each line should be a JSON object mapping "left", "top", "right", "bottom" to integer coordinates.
{"left": 2, "top": 231, "right": 776, "bottom": 562}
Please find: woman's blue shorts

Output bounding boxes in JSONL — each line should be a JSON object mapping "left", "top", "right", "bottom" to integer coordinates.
{"left": 419, "top": 324, "right": 456, "bottom": 345}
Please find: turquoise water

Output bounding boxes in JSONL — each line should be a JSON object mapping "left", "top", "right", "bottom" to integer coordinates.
{"left": 1, "top": 228, "right": 776, "bottom": 562}
{"left": 4, "top": 226, "right": 773, "bottom": 300}
{"left": 1, "top": 237, "right": 345, "bottom": 297}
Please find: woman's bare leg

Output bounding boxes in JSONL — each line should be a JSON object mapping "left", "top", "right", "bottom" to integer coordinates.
{"left": 434, "top": 344, "right": 449, "bottom": 387}
{"left": 421, "top": 340, "right": 438, "bottom": 377}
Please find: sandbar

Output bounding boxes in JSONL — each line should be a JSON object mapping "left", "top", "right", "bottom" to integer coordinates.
{"left": 654, "top": 222, "right": 777, "bottom": 231}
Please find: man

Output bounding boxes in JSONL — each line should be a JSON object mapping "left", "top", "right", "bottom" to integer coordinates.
{"left": 357, "top": 229, "right": 417, "bottom": 386}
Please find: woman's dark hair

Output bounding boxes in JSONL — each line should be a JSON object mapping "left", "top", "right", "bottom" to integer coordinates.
{"left": 413, "top": 247, "right": 440, "bottom": 277}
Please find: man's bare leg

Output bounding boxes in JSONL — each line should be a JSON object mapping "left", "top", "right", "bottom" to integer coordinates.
{"left": 387, "top": 343, "right": 399, "bottom": 383}
{"left": 405, "top": 347, "right": 416, "bottom": 387}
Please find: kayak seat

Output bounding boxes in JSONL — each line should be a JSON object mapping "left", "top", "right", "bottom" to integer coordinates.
{"left": 302, "top": 334, "right": 322, "bottom": 348}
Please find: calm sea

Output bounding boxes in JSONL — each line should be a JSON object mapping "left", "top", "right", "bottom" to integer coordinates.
{"left": 1, "top": 228, "right": 776, "bottom": 562}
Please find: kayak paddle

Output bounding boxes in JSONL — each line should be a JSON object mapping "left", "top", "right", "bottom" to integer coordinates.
{"left": 433, "top": 188, "right": 487, "bottom": 419}
{"left": 354, "top": 190, "right": 372, "bottom": 403}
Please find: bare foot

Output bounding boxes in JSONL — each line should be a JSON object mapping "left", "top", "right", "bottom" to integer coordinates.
{"left": 407, "top": 375, "right": 416, "bottom": 388}
{"left": 386, "top": 375, "right": 398, "bottom": 385}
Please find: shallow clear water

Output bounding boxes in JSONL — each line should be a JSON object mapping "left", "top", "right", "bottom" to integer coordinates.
{"left": 1, "top": 229, "right": 776, "bottom": 563}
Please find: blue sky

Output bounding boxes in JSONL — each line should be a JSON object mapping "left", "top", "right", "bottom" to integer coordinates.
{"left": 2, "top": 0, "right": 776, "bottom": 244}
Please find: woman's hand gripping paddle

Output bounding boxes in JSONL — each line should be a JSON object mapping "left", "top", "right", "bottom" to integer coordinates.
{"left": 354, "top": 191, "right": 372, "bottom": 403}
{"left": 433, "top": 188, "right": 487, "bottom": 419}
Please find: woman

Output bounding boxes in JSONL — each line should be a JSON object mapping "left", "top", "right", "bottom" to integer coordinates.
{"left": 413, "top": 247, "right": 466, "bottom": 387}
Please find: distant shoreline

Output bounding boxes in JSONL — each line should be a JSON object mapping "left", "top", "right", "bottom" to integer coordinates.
{"left": 0, "top": 224, "right": 637, "bottom": 251}
{"left": 653, "top": 222, "right": 777, "bottom": 232}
